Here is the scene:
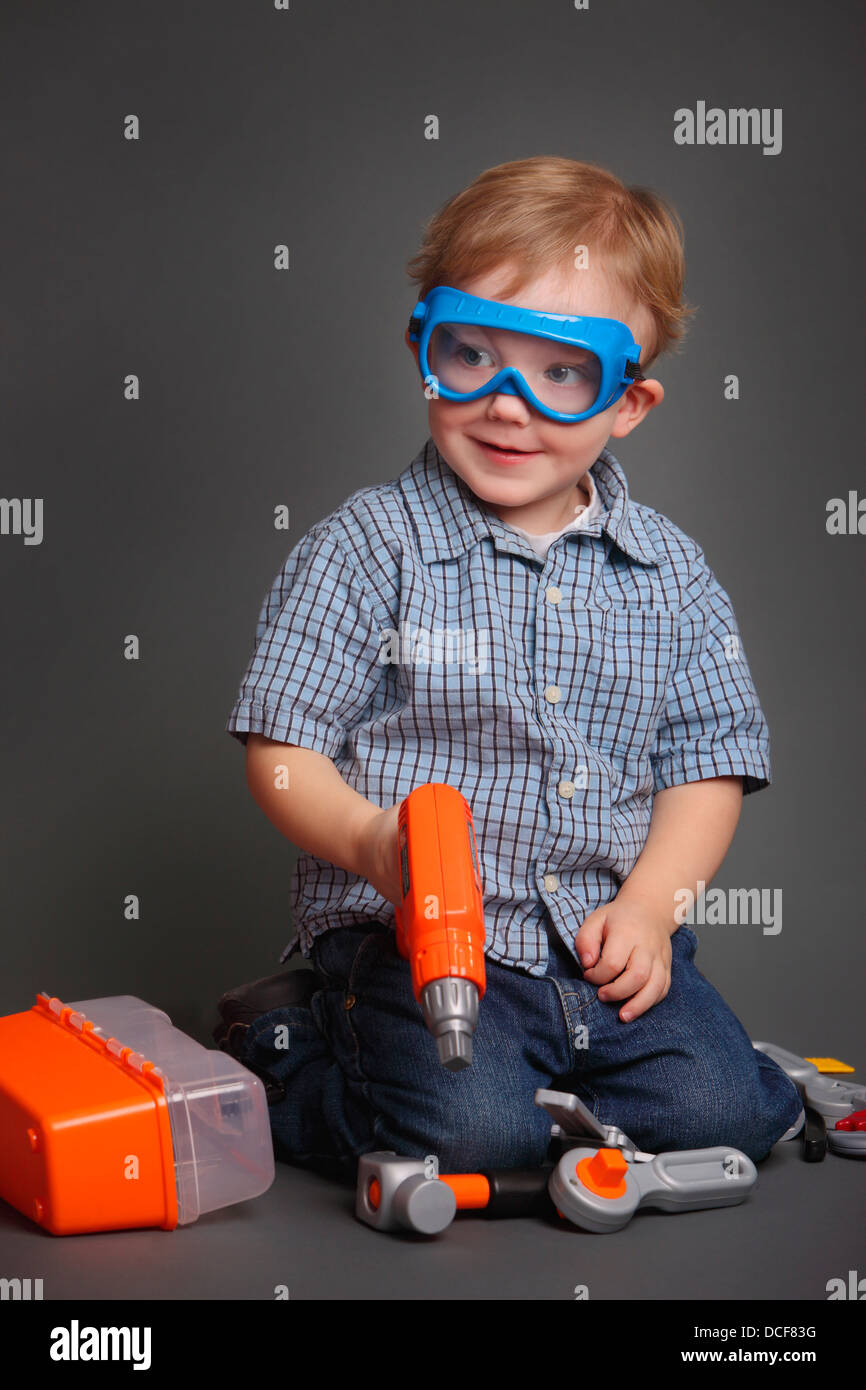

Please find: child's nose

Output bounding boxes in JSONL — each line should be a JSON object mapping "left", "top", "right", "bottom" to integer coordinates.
{"left": 485, "top": 392, "right": 533, "bottom": 424}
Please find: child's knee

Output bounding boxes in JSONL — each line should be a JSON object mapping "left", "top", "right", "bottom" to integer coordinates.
{"left": 648, "top": 1062, "right": 803, "bottom": 1163}
{"left": 375, "top": 1090, "right": 553, "bottom": 1173}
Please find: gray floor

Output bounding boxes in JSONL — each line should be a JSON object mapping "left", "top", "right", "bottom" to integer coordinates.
{"left": 1, "top": 1136, "right": 861, "bottom": 1301}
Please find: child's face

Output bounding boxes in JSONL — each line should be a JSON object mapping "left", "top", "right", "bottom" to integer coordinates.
{"left": 405, "top": 259, "right": 664, "bottom": 531}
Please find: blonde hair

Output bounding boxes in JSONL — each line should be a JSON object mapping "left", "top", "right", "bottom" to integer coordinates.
{"left": 405, "top": 156, "right": 697, "bottom": 370}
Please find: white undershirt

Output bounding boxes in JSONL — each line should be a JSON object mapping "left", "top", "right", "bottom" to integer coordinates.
{"left": 504, "top": 471, "right": 602, "bottom": 559}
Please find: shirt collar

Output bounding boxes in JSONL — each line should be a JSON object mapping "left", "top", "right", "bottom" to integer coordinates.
{"left": 398, "top": 437, "right": 662, "bottom": 567}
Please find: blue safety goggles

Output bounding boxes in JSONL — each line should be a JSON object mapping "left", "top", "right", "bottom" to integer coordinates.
{"left": 408, "top": 285, "right": 645, "bottom": 423}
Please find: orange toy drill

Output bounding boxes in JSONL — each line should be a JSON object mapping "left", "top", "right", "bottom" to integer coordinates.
{"left": 394, "top": 783, "right": 486, "bottom": 1071}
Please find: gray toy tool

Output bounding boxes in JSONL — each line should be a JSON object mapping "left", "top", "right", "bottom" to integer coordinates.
{"left": 536, "top": 1089, "right": 758, "bottom": 1233}
{"left": 355, "top": 1046, "right": 863, "bottom": 1236}
{"left": 355, "top": 1092, "right": 758, "bottom": 1236}
{"left": 751, "top": 1042, "right": 866, "bottom": 1157}
{"left": 535, "top": 1087, "right": 650, "bottom": 1161}
{"left": 356, "top": 1152, "right": 456, "bottom": 1234}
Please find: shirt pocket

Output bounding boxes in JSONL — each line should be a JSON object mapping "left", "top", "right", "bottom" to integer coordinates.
{"left": 585, "top": 607, "right": 678, "bottom": 761}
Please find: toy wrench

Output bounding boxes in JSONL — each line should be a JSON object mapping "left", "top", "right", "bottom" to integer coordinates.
{"left": 536, "top": 1088, "right": 758, "bottom": 1233}
{"left": 752, "top": 1042, "right": 866, "bottom": 1158}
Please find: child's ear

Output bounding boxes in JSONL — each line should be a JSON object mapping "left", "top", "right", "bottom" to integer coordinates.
{"left": 404, "top": 327, "right": 419, "bottom": 362}
{"left": 607, "top": 378, "right": 665, "bottom": 438}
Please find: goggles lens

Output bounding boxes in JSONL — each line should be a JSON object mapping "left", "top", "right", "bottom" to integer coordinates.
{"left": 428, "top": 321, "right": 603, "bottom": 414}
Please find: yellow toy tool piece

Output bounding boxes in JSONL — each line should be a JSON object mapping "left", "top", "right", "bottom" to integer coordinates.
{"left": 804, "top": 1058, "right": 855, "bottom": 1073}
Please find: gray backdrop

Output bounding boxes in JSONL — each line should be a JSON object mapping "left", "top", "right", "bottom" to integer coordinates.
{"left": 1, "top": 0, "right": 863, "bottom": 1144}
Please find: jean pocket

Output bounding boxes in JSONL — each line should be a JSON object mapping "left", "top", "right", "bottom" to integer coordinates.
{"left": 672, "top": 924, "right": 698, "bottom": 957}
{"left": 311, "top": 925, "right": 388, "bottom": 988}
{"left": 345, "top": 927, "right": 397, "bottom": 996}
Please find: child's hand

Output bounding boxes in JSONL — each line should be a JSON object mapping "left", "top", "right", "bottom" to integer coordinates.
{"left": 574, "top": 899, "right": 673, "bottom": 1022}
{"left": 355, "top": 803, "right": 404, "bottom": 906}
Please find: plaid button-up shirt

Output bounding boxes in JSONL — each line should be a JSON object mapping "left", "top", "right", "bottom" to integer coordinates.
{"left": 226, "top": 437, "right": 771, "bottom": 973}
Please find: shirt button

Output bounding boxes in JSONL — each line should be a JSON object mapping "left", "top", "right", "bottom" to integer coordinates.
{"left": 545, "top": 586, "right": 562, "bottom": 604}
{"left": 544, "top": 873, "right": 559, "bottom": 892}
{"left": 558, "top": 780, "right": 575, "bottom": 798}
{"left": 544, "top": 685, "right": 561, "bottom": 703}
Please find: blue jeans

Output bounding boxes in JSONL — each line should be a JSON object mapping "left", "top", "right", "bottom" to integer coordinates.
{"left": 238, "top": 922, "right": 802, "bottom": 1184}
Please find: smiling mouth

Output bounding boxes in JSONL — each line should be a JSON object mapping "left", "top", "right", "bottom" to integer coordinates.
{"left": 474, "top": 438, "right": 539, "bottom": 455}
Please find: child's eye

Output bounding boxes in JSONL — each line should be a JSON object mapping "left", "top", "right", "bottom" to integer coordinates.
{"left": 456, "top": 342, "right": 494, "bottom": 367}
{"left": 546, "top": 363, "right": 592, "bottom": 386}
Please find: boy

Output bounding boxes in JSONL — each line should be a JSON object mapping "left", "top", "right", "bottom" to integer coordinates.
{"left": 220, "top": 157, "right": 803, "bottom": 1182}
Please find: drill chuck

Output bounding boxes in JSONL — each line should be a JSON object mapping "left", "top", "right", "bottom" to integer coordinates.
{"left": 420, "top": 977, "right": 480, "bottom": 1071}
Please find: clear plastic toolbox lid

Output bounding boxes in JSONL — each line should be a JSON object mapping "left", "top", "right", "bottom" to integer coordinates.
{"left": 66, "top": 995, "right": 274, "bottom": 1226}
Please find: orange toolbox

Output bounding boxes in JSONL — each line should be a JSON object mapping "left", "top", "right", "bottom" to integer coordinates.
{"left": 0, "top": 992, "right": 274, "bottom": 1235}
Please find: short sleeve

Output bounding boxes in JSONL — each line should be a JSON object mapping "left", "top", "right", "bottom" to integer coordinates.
{"left": 650, "top": 548, "right": 772, "bottom": 795}
{"left": 225, "top": 525, "right": 390, "bottom": 757}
